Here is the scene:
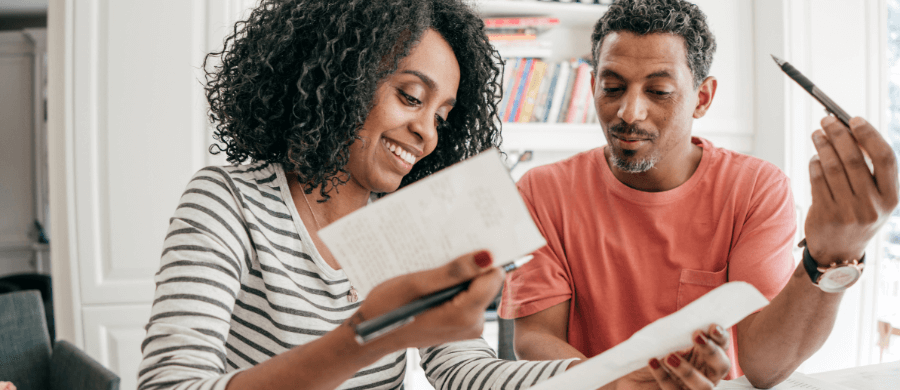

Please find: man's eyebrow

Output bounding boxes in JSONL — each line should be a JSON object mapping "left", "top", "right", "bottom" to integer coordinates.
{"left": 400, "top": 70, "right": 456, "bottom": 107}
{"left": 598, "top": 69, "right": 625, "bottom": 82}
{"left": 646, "top": 70, "right": 675, "bottom": 80}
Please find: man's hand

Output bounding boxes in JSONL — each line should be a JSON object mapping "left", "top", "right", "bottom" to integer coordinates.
{"left": 805, "top": 116, "right": 899, "bottom": 265}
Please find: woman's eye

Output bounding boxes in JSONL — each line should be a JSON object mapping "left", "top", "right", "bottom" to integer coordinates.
{"left": 398, "top": 89, "right": 422, "bottom": 106}
{"left": 435, "top": 114, "right": 448, "bottom": 129}
{"left": 602, "top": 88, "right": 623, "bottom": 94}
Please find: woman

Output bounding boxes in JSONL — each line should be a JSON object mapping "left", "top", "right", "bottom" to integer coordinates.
{"left": 137, "top": 1, "right": 730, "bottom": 389}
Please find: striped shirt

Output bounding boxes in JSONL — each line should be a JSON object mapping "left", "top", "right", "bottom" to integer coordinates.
{"left": 138, "top": 161, "right": 575, "bottom": 390}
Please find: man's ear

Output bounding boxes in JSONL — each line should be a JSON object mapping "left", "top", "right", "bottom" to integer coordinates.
{"left": 693, "top": 76, "right": 717, "bottom": 119}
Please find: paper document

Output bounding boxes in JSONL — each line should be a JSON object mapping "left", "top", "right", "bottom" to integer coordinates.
{"left": 318, "top": 149, "right": 546, "bottom": 298}
{"left": 807, "top": 361, "right": 899, "bottom": 390}
{"left": 530, "top": 282, "right": 769, "bottom": 390}
{"left": 716, "top": 372, "right": 854, "bottom": 390}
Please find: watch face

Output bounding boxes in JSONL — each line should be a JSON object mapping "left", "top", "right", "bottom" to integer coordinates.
{"left": 818, "top": 267, "right": 862, "bottom": 293}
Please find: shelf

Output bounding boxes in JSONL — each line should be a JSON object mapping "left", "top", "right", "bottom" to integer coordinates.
{"left": 499, "top": 123, "right": 606, "bottom": 151}
{"left": 474, "top": 1, "right": 609, "bottom": 28}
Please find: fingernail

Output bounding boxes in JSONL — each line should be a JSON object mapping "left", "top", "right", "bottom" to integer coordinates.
{"left": 823, "top": 115, "right": 837, "bottom": 126}
{"left": 850, "top": 117, "right": 865, "bottom": 127}
{"left": 667, "top": 354, "right": 681, "bottom": 368}
{"left": 649, "top": 358, "right": 661, "bottom": 369}
{"left": 474, "top": 251, "right": 493, "bottom": 268}
{"left": 812, "top": 132, "right": 825, "bottom": 145}
{"left": 695, "top": 334, "right": 707, "bottom": 345}
{"left": 714, "top": 325, "right": 725, "bottom": 337}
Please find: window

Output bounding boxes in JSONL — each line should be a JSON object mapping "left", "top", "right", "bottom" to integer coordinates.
{"left": 877, "top": 0, "right": 900, "bottom": 363}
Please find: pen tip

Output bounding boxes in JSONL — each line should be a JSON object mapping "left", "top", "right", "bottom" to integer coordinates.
{"left": 771, "top": 54, "right": 785, "bottom": 66}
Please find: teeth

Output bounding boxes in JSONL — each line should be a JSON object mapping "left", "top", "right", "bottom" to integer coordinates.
{"left": 383, "top": 139, "right": 416, "bottom": 165}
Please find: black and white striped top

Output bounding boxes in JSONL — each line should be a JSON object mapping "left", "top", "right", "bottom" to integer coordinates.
{"left": 138, "top": 161, "right": 575, "bottom": 390}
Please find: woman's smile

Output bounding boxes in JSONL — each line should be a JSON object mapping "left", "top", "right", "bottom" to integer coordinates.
{"left": 381, "top": 137, "right": 417, "bottom": 171}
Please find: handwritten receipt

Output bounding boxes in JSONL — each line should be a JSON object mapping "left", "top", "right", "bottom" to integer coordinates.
{"left": 318, "top": 149, "right": 546, "bottom": 298}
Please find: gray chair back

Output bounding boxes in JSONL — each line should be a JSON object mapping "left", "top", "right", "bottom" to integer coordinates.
{"left": 0, "top": 290, "right": 52, "bottom": 390}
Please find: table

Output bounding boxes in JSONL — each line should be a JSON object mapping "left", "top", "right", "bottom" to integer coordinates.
{"left": 715, "top": 360, "right": 900, "bottom": 389}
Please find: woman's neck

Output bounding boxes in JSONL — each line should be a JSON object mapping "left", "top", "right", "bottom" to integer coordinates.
{"left": 286, "top": 173, "right": 370, "bottom": 227}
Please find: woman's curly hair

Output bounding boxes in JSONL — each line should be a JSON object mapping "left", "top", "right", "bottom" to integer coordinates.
{"left": 591, "top": 0, "right": 716, "bottom": 88}
{"left": 204, "top": 0, "right": 503, "bottom": 200}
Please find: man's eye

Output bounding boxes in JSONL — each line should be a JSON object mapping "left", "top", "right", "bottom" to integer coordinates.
{"left": 399, "top": 89, "right": 422, "bottom": 106}
{"left": 602, "top": 88, "right": 623, "bottom": 94}
{"left": 649, "top": 90, "right": 672, "bottom": 96}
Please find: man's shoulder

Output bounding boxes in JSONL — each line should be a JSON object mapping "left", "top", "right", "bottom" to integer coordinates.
{"left": 703, "top": 140, "right": 788, "bottom": 187}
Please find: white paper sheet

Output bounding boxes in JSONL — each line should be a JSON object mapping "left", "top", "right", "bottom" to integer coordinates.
{"left": 318, "top": 149, "right": 546, "bottom": 298}
{"left": 529, "top": 282, "right": 769, "bottom": 390}
{"left": 716, "top": 372, "right": 855, "bottom": 390}
{"left": 806, "top": 361, "right": 900, "bottom": 390}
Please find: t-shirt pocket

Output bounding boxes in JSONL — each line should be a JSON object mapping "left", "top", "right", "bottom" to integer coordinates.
{"left": 676, "top": 267, "right": 728, "bottom": 310}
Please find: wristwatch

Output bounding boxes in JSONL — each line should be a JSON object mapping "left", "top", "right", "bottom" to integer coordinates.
{"left": 799, "top": 240, "right": 866, "bottom": 293}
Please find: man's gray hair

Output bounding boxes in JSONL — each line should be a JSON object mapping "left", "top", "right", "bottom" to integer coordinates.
{"left": 591, "top": 0, "right": 716, "bottom": 88}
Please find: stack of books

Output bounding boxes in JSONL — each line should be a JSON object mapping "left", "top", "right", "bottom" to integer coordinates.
{"left": 498, "top": 58, "right": 598, "bottom": 124}
{"left": 485, "top": 17, "right": 558, "bottom": 58}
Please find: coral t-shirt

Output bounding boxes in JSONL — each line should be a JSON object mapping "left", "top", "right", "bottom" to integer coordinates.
{"left": 499, "top": 137, "right": 796, "bottom": 379}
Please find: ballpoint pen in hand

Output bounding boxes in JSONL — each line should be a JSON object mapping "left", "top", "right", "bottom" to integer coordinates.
{"left": 353, "top": 255, "right": 534, "bottom": 344}
{"left": 771, "top": 55, "right": 852, "bottom": 129}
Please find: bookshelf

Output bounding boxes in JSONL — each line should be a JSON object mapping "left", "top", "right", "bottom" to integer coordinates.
{"left": 474, "top": 0, "right": 609, "bottom": 153}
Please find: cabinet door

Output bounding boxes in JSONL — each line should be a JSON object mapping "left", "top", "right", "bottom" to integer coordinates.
{"left": 83, "top": 304, "right": 153, "bottom": 390}
{"left": 69, "top": 0, "right": 212, "bottom": 305}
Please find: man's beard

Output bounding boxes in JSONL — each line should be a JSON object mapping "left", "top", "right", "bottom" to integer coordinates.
{"left": 607, "top": 122, "right": 659, "bottom": 173}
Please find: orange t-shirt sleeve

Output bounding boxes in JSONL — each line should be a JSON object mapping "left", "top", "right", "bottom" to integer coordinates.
{"left": 727, "top": 168, "right": 797, "bottom": 300}
{"left": 499, "top": 171, "right": 573, "bottom": 319}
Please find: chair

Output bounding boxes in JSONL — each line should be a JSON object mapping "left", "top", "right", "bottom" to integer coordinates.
{"left": 0, "top": 273, "right": 55, "bottom": 341}
{"left": 0, "top": 290, "right": 120, "bottom": 390}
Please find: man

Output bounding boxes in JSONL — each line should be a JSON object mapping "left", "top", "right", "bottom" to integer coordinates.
{"left": 498, "top": 0, "right": 899, "bottom": 388}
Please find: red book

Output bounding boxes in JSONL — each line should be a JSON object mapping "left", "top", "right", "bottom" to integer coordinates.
{"left": 503, "top": 58, "right": 528, "bottom": 121}
{"left": 484, "top": 17, "right": 560, "bottom": 29}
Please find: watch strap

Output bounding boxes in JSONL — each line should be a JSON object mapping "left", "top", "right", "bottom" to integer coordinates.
{"left": 800, "top": 244, "right": 866, "bottom": 285}
{"left": 801, "top": 246, "right": 821, "bottom": 284}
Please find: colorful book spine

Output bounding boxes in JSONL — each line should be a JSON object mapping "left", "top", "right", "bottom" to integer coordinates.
{"left": 502, "top": 58, "right": 527, "bottom": 121}
{"left": 555, "top": 60, "right": 579, "bottom": 123}
{"left": 518, "top": 60, "right": 547, "bottom": 123}
{"left": 508, "top": 58, "right": 533, "bottom": 122}
{"left": 566, "top": 61, "right": 591, "bottom": 123}
{"left": 532, "top": 62, "right": 558, "bottom": 123}
{"left": 546, "top": 61, "right": 571, "bottom": 124}
{"left": 497, "top": 58, "right": 519, "bottom": 121}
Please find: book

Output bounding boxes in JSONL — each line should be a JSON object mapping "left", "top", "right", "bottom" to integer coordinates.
{"left": 531, "top": 62, "right": 558, "bottom": 122}
{"left": 484, "top": 17, "right": 560, "bottom": 30}
{"left": 518, "top": 60, "right": 547, "bottom": 123}
{"left": 502, "top": 58, "right": 527, "bottom": 121}
{"left": 565, "top": 61, "right": 591, "bottom": 123}
{"left": 546, "top": 61, "right": 572, "bottom": 123}
{"left": 487, "top": 33, "right": 537, "bottom": 41}
{"left": 497, "top": 58, "right": 519, "bottom": 121}
{"left": 555, "top": 60, "right": 579, "bottom": 123}
{"left": 508, "top": 58, "right": 533, "bottom": 122}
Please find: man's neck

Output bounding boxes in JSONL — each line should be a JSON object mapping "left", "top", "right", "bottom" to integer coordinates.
{"left": 606, "top": 141, "right": 703, "bottom": 192}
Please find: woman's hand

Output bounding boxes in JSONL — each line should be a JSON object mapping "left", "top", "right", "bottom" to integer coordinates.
{"left": 646, "top": 324, "right": 732, "bottom": 389}
{"left": 0, "top": 382, "right": 16, "bottom": 390}
{"left": 351, "top": 250, "right": 504, "bottom": 351}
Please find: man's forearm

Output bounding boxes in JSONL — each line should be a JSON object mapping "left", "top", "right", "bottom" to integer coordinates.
{"left": 736, "top": 263, "right": 843, "bottom": 388}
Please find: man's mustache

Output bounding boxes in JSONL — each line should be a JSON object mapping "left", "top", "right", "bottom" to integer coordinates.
{"left": 609, "top": 122, "right": 655, "bottom": 139}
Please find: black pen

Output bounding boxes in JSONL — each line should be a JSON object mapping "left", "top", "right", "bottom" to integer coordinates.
{"left": 353, "top": 255, "right": 534, "bottom": 344}
{"left": 771, "top": 55, "right": 852, "bottom": 129}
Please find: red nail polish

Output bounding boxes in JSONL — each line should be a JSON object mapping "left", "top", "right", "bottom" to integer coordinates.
{"left": 474, "top": 251, "right": 493, "bottom": 268}
{"left": 649, "top": 358, "right": 661, "bottom": 369}
{"left": 667, "top": 354, "right": 681, "bottom": 368}
{"left": 695, "top": 334, "right": 707, "bottom": 345}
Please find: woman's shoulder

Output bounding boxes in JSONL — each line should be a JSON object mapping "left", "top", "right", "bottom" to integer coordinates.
{"left": 189, "top": 161, "right": 282, "bottom": 195}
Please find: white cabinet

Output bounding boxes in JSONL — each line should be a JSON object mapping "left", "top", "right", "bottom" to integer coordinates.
{"left": 48, "top": 0, "right": 245, "bottom": 386}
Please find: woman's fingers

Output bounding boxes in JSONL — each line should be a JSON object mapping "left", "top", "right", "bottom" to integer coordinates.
{"left": 690, "top": 329, "right": 731, "bottom": 380}
{"left": 392, "top": 250, "right": 495, "bottom": 299}
{"left": 661, "top": 353, "right": 716, "bottom": 390}
{"left": 647, "top": 358, "right": 682, "bottom": 390}
{"left": 706, "top": 324, "right": 730, "bottom": 350}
